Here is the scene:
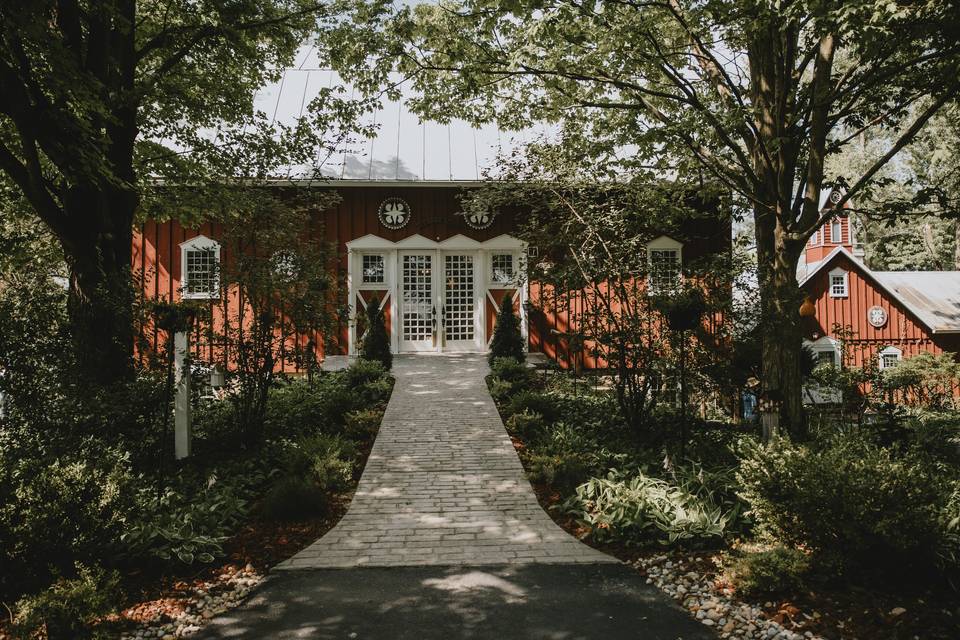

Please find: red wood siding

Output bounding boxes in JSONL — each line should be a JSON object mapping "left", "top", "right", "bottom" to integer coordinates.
{"left": 135, "top": 185, "right": 730, "bottom": 370}
{"left": 802, "top": 253, "right": 958, "bottom": 369}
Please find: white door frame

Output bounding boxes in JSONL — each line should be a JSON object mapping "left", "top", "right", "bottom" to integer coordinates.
{"left": 346, "top": 233, "right": 527, "bottom": 355}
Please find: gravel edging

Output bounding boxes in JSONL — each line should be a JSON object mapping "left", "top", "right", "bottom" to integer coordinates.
{"left": 119, "top": 564, "right": 264, "bottom": 639}
{"left": 635, "top": 554, "right": 827, "bottom": 640}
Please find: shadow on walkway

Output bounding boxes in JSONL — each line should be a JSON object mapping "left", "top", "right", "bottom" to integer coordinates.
{"left": 197, "top": 563, "right": 715, "bottom": 639}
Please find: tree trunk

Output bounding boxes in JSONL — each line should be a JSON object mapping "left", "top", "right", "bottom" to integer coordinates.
{"left": 955, "top": 220, "right": 960, "bottom": 270}
{"left": 61, "top": 185, "right": 137, "bottom": 387}
{"left": 755, "top": 209, "right": 806, "bottom": 439}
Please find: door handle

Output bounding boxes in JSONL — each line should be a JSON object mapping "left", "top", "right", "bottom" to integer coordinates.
{"left": 431, "top": 305, "right": 437, "bottom": 329}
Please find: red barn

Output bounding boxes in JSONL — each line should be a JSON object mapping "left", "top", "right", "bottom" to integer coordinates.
{"left": 133, "top": 181, "right": 729, "bottom": 371}
{"left": 798, "top": 190, "right": 960, "bottom": 375}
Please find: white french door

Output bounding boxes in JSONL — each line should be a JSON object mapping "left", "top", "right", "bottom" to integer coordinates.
{"left": 441, "top": 252, "right": 481, "bottom": 352}
{"left": 398, "top": 252, "right": 436, "bottom": 352}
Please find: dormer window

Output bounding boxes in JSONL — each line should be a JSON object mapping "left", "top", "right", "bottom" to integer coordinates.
{"left": 180, "top": 235, "right": 221, "bottom": 300}
{"left": 646, "top": 236, "right": 683, "bottom": 295}
{"left": 828, "top": 267, "right": 848, "bottom": 298}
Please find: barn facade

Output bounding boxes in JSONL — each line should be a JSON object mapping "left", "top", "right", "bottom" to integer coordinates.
{"left": 798, "top": 193, "right": 960, "bottom": 375}
{"left": 133, "top": 181, "right": 730, "bottom": 370}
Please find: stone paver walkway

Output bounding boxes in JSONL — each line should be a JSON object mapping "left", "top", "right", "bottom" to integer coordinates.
{"left": 275, "top": 354, "right": 615, "bottom": 569}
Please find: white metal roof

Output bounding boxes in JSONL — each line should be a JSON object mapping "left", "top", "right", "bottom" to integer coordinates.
{"left": 871, "top": 271, "right": 960, "bottom": 333}
{"left": 249, "top": 59, "right": 541, "bottom": 181}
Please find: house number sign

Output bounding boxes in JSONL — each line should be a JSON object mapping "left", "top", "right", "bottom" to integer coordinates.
{"left": 378, "top": 197, "right": 412, "bottom": 230}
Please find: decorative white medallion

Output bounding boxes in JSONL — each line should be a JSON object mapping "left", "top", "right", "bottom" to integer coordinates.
{"left": 461, "top": 207, "right": 497, "bottom": 230}
{"left": 867, "top": 305, "right": 888, "bottom": 328}
{"left": 378, "top": 198, "right": 411, "bottom": 230}
{"left": 829, "top": 189, "right": 842, "bottom": 204}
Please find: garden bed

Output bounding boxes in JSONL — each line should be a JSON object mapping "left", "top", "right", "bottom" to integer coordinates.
{"left": 488, "top": 357, "right": 960, "bottom": 640}
{"left": 0, "top": 360, "right": 394, "bottom": 640}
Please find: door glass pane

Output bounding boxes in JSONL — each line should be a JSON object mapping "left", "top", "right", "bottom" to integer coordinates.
{"left": 401, "top": 254, "right": 433, "bottom": 342}
{"left": 444, "top": 254, "right": 475, "bottom": 342}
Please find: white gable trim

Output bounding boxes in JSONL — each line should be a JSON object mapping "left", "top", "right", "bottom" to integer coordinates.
{"left": 646, "top": 235, "right": 683, "bottom": 251}
{"left": 346, "top": 233, "right": 524, "bottom": 251}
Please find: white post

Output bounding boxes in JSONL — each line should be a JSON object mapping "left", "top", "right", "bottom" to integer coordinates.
{"left": 347, "top": 249, "right": 357, "bottom": 356}
{"left": 174, "top": 330, "right": 192, "bottom": 459}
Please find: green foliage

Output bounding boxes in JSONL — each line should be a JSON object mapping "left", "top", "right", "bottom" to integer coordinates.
{"left": 488, "top": 301, "right": 525, "bottom": 364}
{"left": 489, "top": 356, "right": 535, "bottom": 387}
{"left": 526, "top": 452, "right": 593, "bottom": 493}
{"left": 737, "top": 437, "right": 953, "bottom": 576}
{"left": 206, "top": 193, "right": 343, "bottom": 446}
{"left": 360, "top": 296, "right": 392, "bottom": 370}
{"left": 0, "top": 446, "right": 135, "bottom": 595}
{"left": 122, "top": 464, "right": 267, "bottom": 565}
{"left": 11, "top": 564, "right": 120, "bottom": 640}
{"left": 505, "top": 411, "right": 546, "bottom": 442}
{"left": 562, "top": 465, "right": 744, "bottom": 547}
{"left": 881, "top": 351, "right": 960, "bottom": 410}
{"left": 344, "top": 408, "right": 384, "bottom": 441}
{"left": 503, "top": 390, "right": 558, "bottom": 422}
{"left": 258, "top": 476, "right": 330, "bottom": 521}
{"left": 283, "top": 433, "right": 357, "bottom": 492}
{"left": 343, "top": 359, "right": 390, "bottom": 387}
{"left": 728, "top": 547, "right": 811, "bottom": 600}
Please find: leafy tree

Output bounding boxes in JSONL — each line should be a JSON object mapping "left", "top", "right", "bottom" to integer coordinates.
{"left": 0, "top": 2, "right": 372, "bottom": 386}
{"left": 360, "top": 296, "right": 392, "bottom": 370}
{"left": 339, "top": 0, "right": 960, "bottom": 437}
{"left": 198, "top": 189, "right": 343, "bottom": 446}
{"left": 489, "top": 295, "right": 525, "bottom": 364}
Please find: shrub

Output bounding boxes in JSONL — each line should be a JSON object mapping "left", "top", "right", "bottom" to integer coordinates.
{"left": 737, "top": 436, "right": 950, "bottom": 576}
{"left": 258, "top": 475, "right": 330, "bottom": 521}
{"left": 489, "top": 356, "right": 535, "bottom": 387}
{"left": 728, "top": 547, "right": 811, "bottom": 599}
{"left": 265, "top": 376, "right": 358, "bottom": 437}
{"left": 562, "top": 467, "right": 740, "bottom": 546}
{"left": 526, "top": 452, "right": 592, "bottom": 492}
{"left": 284, "top": 433, "right": 356, "bottom": 492}
{"left": 11, "top": 564, "right": 120, "bottom": 640}
{"left": 343, "top": 359, "right": 389, "bottom": 388}
{"left": 359, "top": 297, "right": 392, "bottom": 370}
{"left": 505, "top": 411, "right": 546, "bottom": 442}
{"left": 0, "top": 448, "right": 134, "bottom": 593}
{"left": 344, "top": 408, "right": 383, "bottom": 441}
{"left": 488, "top": 300, "right": 525, "bottom": 364}
{"left": 504, "top": 391, "right": 558, "bottom": 422}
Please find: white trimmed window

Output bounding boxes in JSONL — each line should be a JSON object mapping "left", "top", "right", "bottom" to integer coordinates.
{"left": 828, "top": 268, "right": 848, "bottom": 298}
{"left": 180, "top": 235, "right": 221, "bottom": 300}
{"left": 830, "top": 218, "right": 842, "bottom": 243}
{"left": 361, "top": 254, "right": 385, "bottom": 286}
{"left": 491, "top": 253, "right": 516, "bottom": 284}
{"left": 806, "top": 337, "right": 840, "bottom": 368}
{"left": 810, "top": 230, "right": 819, "bottom": 246}
{"left": 646, "top": 236, "right": 683, "bottom": 295}
{"left": 879, "top": 346, "right": 902, "bottom": 370}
